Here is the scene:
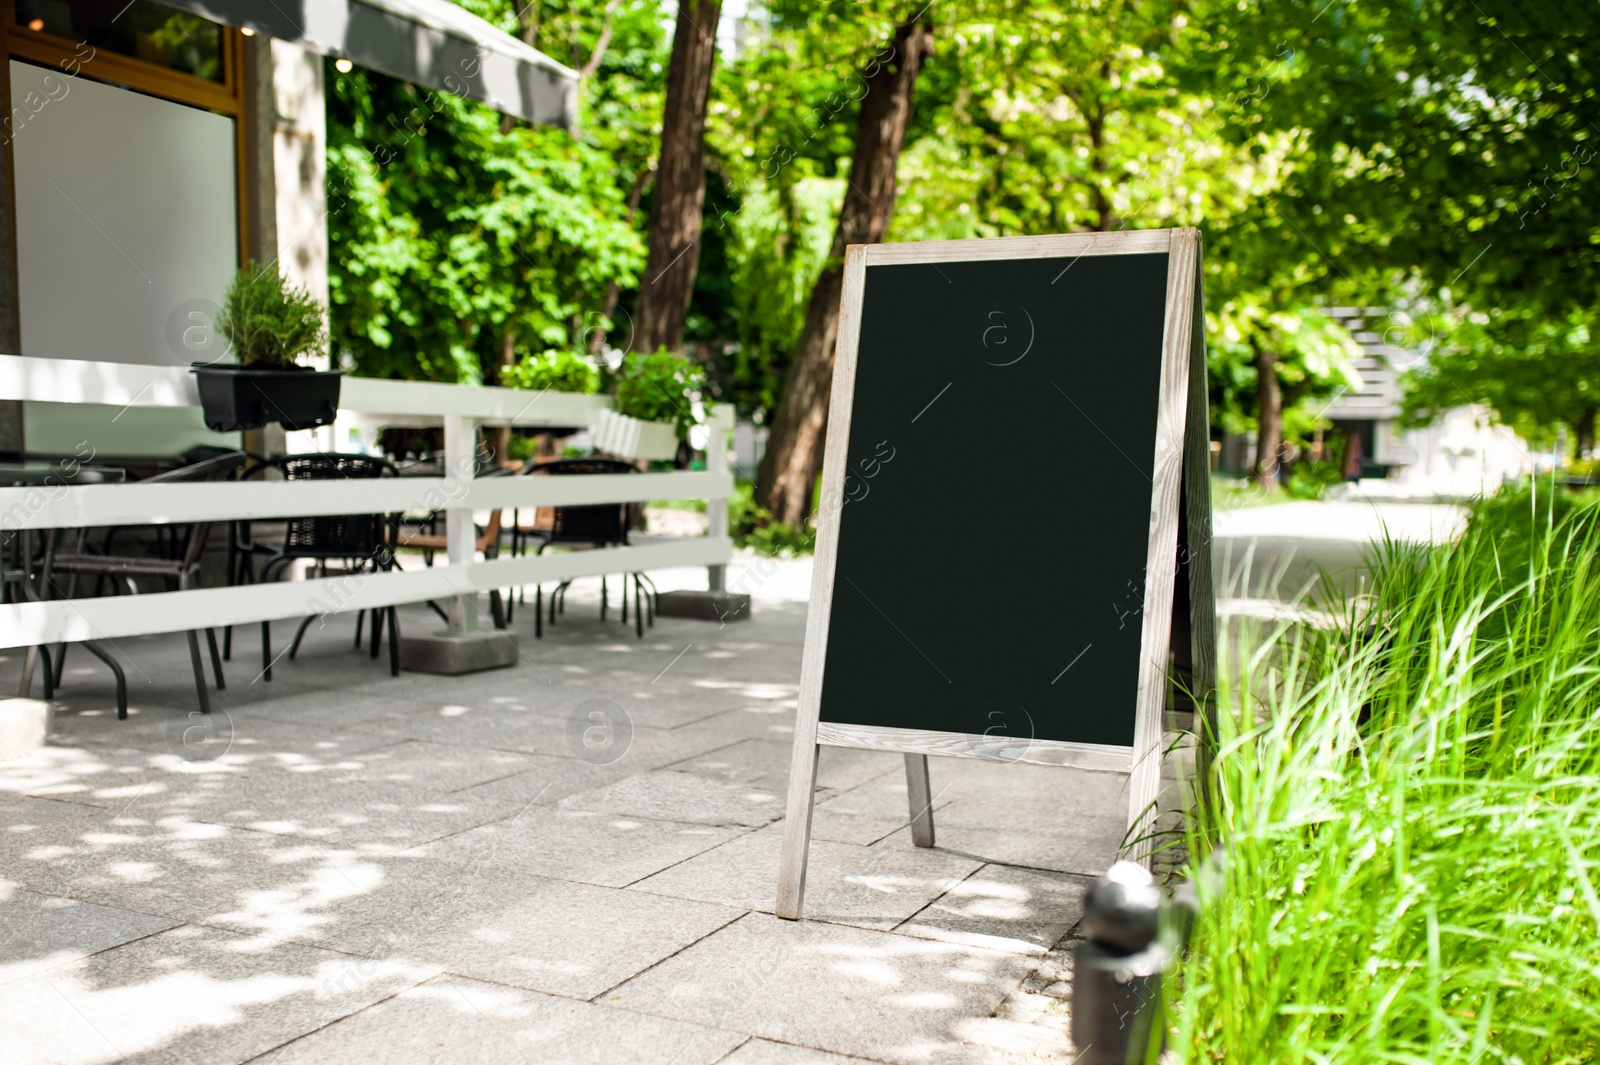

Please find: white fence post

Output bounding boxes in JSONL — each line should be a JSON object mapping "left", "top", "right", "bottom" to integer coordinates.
{"left": 443, "top": 413, "right": 478, "bottom": 633}
{"left": 706, "top": 404, "right": 734, "bottom": 593}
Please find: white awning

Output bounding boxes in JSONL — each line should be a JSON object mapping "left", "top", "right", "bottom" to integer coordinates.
{"left": 167, "top": 0, "right": 578, "bottom": 128}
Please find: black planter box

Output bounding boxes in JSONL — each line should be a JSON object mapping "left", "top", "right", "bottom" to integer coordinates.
{"left": 192, "top": 364, "right": 343, "bottom": 433}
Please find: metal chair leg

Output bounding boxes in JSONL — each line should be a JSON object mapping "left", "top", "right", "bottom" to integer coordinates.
{"left": 205, "top": 629, "right": 226, "bottom": 690}
{"left": 387, "top": 606, "right": 400, "bottom": 676}
{"left": 260, "top": 621, "right": 273, "bottom": 681}
{"left": 81, "top": 641, "right": 127, "bottom": 720}
{"left": 223, "top": 551, "right": 249, "bottom": 662}
{"left": 635, "top": 572, "right": 659, "bottom": 626}
{"left": 289, "top": 615, "right": 316, "bottom": 660}
{"left": 185, "top": 630, "right": 212, "bottom": 715}
{"left": 600, "top": 575, "right": 607, "bottom": 620}
{"left": 370, "top": 606, "right": 384, "bottom": 659}
{"left": 19, "top": 644, "right": 37, "bottom": 697}
{"left": 25, "top": 645, "right": 55, "bottom": 700}
{"left": 535, "top": 586, "right": 543, "bottom": 638}
{"left": 635, "top": 575, "right": 644, "bottom": 638}
{"left": 53, "top": 570, "right": 80, "bottom": 688}
{"left": 490, "top": 589, "right": 506, "bottom": 630}
{"left": 354, "top": 609, "right": 365, "bottom": 647}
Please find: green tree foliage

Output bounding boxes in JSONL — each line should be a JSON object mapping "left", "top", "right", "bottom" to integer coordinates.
{"left": 334, "top": 0, "right": 1600, "bottom": 480}
{"left": 325, "top": 1, "right": 665, "bottom": 384}
{"left": 1185, "top": 0, "right": 1600, "bottom": 313}
{"left": 699, "top": 2, "right": 904, "bottom": 420}
{"left": 1208, "top": 299, "right": 1361, "bottom": 436}
{"left": 700, "top": 1, "right": 1357, "bottom": 451}
{"left": 1184, "top": 0, "right": 1600, "bottom": 445}
{"left": 1402, "top": 308, "right": 1600, "bottom": 452}
{"left": 326, "top": 68, "right": 644, "bottom": 383}
{"left": 898, "top": 1, "right": 1230, "bottom": 238}
{"left": 714, "top": 177, "right": 840, "bottom": 417}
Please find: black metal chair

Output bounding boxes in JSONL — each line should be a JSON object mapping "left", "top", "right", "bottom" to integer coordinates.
{"left": 394, "top": 463, "right": 519, "bottom": 630}
{"left": 5, "top": 463, "right": 127, "bottom": 706}
{"left": 34, "top": 450, "right": 248, "bottom": 718}
{"left": 226, "top": 454, "right": 401, "bottom": 679}
{"left": 520, "top": 458, "right": 657, "bottom": 639}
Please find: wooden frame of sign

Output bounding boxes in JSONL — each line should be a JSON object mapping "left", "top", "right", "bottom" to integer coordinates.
{"left": 776, "top": 227, "right": 1215, "bottom": 920}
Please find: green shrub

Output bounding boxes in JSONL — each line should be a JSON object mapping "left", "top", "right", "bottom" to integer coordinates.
{"left": 218, "top": 261, "right": 327, "bottom": 369}
{"left": 739, "top": 516, "right": 817, "bottom": 557}
{"left": 729, "top": 481, "right": 815, "bottom": 557}
{"left": 501, "top": 349, "right": 601, "bottom": 395}
{"left": 1282, "top": 458, "right": 1344, "bottom": 500}
{"left": 613, "top": 348, "right": 705, "bottom": 439}
{"left": 1173, "top": 485, "right": 1600, "bottom": 1063}
{"left": 506, "top": 432, "right": 537, "bottom": 463}
{"left": 1212, "top": 474, "right": 1287, "bottom": 509}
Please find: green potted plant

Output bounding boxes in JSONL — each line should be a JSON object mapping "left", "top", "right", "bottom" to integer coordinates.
{"left": 596, "top": 348, "right": 704, "bottom": 459}
{"left": 613, "top": 348, "right": 705, "bottom": 438}
{"left": 501, "top": 349, "right": 602, "bottom": 460}
{"left": 501, "top": 349, "right": 602, "bottom": 395}
{"left": 191, "top": 261, "right": 341, "bottom": 432}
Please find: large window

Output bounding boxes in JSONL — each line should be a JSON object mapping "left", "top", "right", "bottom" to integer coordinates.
{"left": 10, "top": 58, "right": 239, "bottom": 366}
{"left": 2, "top": 0, "right": 248, "bottom": 450}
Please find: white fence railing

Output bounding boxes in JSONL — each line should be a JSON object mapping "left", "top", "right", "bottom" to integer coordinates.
{"left": 0, "top": 355, "right": 733, "bottom": 650}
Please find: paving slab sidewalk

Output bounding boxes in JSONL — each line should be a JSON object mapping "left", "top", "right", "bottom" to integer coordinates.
{"left": 0, "top": 559, "right": 1172, "bottom": 1064}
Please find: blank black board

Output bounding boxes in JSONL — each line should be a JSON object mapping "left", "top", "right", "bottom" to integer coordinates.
{"left": 817, "top": 251, "right": 1170, "bottom": 749}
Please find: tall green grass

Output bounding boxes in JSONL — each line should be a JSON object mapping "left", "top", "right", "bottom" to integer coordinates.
{"left": 1173, "top": 486, "right": 1600, "bottom": 1063}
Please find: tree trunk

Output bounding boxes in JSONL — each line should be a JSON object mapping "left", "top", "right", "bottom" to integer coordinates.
{"left": 482, "top": 325, "right": 518, "bottom": 465}
{"left": 755, "top": 13, "right": 934, "bottom": 525}
{"left": 632, "top": 0, "right": 722, "bottom": 356}
{"left": 1252, "top": 340, "right": 1282, "bottom": 486}
{"left": 1088, "top": 108, "right": 1113, "bottom": 232}
{"left": 513, "top": 2, "right": 538, "bottom": 46}
{"left": 1087, "top": 60, "right": 1113, "bottom": 232}
{"left": 1577, "top": 407, "right": 1598, "bottom": 458}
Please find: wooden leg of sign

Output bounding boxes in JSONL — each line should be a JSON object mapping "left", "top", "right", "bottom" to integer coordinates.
{"left": 776, "top": 738, "right": 821, "bottom": 920}
{"left": 1126, "top": 228, "right": 1203, "bottom": 868}
{"left": 904, "top": 754, "right": 935, "bottom": 847}
{"left": 1183, "top": 253, "right": 1219, "bottom": 797}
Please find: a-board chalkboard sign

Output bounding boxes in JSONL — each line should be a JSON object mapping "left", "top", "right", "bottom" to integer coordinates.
{"left": 777, "top": 228, "right": 1216, "bottom": 920}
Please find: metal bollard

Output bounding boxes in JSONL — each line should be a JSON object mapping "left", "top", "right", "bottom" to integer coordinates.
{"left": 1072, "top": 861, "right": 1170, "bottom": 1065}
